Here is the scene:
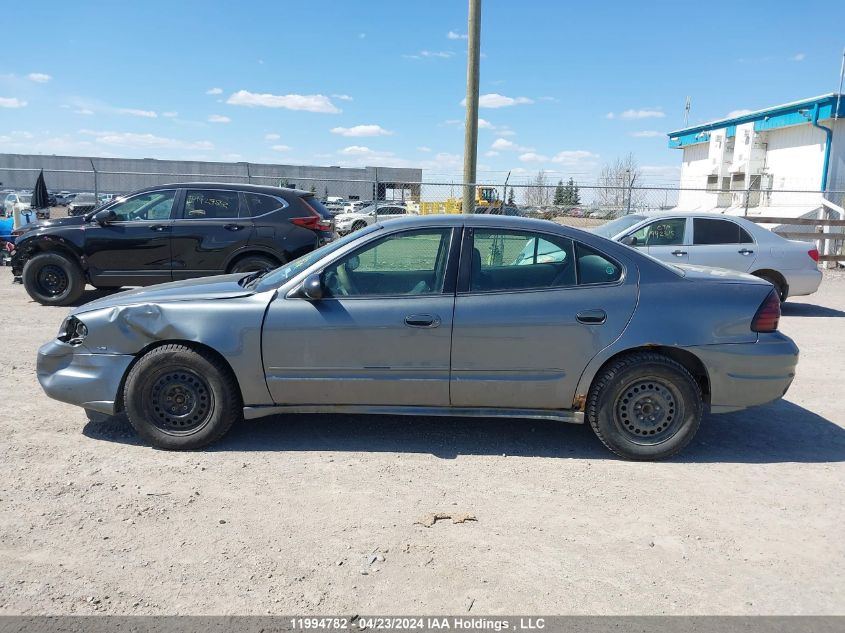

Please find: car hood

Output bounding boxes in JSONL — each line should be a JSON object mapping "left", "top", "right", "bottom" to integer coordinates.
{"left": 674, "top": 263, "right": 769, "bottom": 285}
{"left": 74, "top": 274, "right": 256, "bottom": 314}
{"left": 15, "top": 215, "right": 86, "bottom": 236}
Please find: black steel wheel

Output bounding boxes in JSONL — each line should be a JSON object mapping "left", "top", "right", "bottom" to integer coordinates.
{"left": 124, "top": 344, "right": 242, "bottom": 450}
{"left": 587, "top": 352, "right": 703, "bottom": 460}
{"left": 22, "top": 252, "right": 85, "bottom": 306}
{"left": 229, "top": 254, "right": 278, "bottom": 274}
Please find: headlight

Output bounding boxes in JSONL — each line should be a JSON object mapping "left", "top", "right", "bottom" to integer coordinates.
{"left": 58, "top": 316, "right": 88, "bottom": 344}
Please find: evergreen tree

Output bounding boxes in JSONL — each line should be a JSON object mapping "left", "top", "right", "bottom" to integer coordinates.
{"left": 553, "top": 179, "right": 566, "bottom": 205}
{"left": 310, "top": 184, "right": 317, "bottom": 194}
{"left": 569, "top": 178, "right": 581, "bottom": 206}
{"left": 507, "top": 187, "right": 515, "bottom": 205}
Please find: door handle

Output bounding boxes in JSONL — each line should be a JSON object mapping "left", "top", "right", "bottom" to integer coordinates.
{"left": 738, "top": 249, "right": 754, "bottom": 255}
{"left": 224, "top": 223, "right": 245, "bottom": 231}
{"left": 671, "top": 250, "right": 687, "bottom": 256}
{"left": 149, "top": 224, "right": 170, "bottom": 232}
{"left": 576, "top": 309, "right": 607, "bottom": 325}
{"left": 404, "top": 314, "right": 441, "bottom": 328}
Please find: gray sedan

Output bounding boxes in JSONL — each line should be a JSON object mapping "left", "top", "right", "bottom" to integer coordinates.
{"left": 37, "top": 215, "right": 798, "bottom": 460}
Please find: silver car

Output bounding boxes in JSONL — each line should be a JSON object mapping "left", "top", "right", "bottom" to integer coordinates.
{"left": 37, "top": 215, "right": 798, "bottom": 460}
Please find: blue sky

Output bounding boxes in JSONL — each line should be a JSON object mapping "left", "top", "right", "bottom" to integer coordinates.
{"left": 2, "top": 0, "right": 844, "bottom": 184}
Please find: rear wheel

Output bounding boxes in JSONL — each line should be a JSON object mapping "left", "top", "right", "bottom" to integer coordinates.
{"left": 753, "top": 272, "right": 787, "bottom": 302}
{"left": 123, "top": 344, "right": 242, "bottom": 450}
{"left": 586, "top": 352, "right": 703, "bottom": 460}
{"left": 229, "top": 254, "right": 278, "bottom": 274}
{"left": 22, "top": 252, "right": 85, "bottom": 306}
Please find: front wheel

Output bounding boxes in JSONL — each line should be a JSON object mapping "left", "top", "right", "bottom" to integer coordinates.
{"left": 22, "top": 252, "right": 85, "bottom": 306}
{"left": 586, "top": 352, "right": 703, "bottom": 460}
{"left": 123, "top": 344, "right": 242, "bottom": 450}
{"left": 229, "top": 255, "right": 278, "bottom": 274}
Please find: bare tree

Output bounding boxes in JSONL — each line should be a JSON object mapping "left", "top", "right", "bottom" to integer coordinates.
{"left": 524, "top": 170, "right": 552, "bottom": 207}
{"left": 596, "top": 153, "right": 644, "bottom": 213}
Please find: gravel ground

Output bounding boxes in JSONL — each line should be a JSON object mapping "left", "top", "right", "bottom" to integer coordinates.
{"left": 0, "top": 270, "right": 843, "bottom": 615}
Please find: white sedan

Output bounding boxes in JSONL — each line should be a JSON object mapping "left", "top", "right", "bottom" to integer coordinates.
{"left": 593, "top": 212, "right": 822, "bottom": 301}
{"left": 334, "top": 203, "right": 413, "bottom": 235}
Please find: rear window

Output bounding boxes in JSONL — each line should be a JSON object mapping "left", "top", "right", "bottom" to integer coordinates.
{"left": 244, "top": 192, "right": 287, "bottom": 217}
{"left": 694, "top": 218, "right": 752, "bottom": 245}
{"left": 302, "top": 195, "right": 332, "bottom": 219}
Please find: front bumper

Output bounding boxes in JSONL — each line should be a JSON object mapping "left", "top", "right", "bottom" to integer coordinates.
{"left": 37, "top": 340, "right": 134, "bottom": 415}
{"left": 692, "top": 332, "right": 799, "bottom": 413}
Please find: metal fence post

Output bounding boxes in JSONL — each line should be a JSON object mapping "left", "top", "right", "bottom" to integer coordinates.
{"left": 89, "top": 159, "right": 98, "bottom": 200}
{"left": 744, "top": 185, "right": 750, "bottom": 217}
{"left": 374, "top": 168, "right": 379, "bottom": 222}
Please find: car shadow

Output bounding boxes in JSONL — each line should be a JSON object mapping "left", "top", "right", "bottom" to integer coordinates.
{"left": 781, "top": 302, "right": 845, "bottom": 318}
{"left": 82, "top": 398, "right": 845, "bottom": 464}
{"left": 67, "top": 287, "right": 124, "bottom": 307}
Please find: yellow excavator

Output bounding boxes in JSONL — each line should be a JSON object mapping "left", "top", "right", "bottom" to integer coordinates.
{"left": 419, "top": 186, "right": 503, "bottom": 215}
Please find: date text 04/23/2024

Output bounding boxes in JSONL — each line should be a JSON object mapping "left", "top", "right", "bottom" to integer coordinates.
{"left": 288, "top": 618, "right": 546, "bottom": 631}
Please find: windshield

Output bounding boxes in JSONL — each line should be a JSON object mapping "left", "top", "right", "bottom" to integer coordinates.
{"left": 591, "top": 214, "right": 646, "bottom": 238}
{"left": 254, "top": 225, "right": 380, "bottom": 291}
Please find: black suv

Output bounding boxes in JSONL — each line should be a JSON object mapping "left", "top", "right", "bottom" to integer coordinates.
{"left": 11, "top": 183, "right": 334, "bottom": 306}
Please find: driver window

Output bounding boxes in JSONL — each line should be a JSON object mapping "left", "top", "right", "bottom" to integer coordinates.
{"left": 630, "top": 218, "right": 686, "bottom": 247}
{"left": 323, "top": 228, "right": 451, "bottom": 297}
{"left": 108, "top": 190, "right": 176, "bottom": 221}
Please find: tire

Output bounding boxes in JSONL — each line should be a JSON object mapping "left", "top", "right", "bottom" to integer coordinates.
{"left": 586, "top": 352, "right": 703, "bottom": 461}
{"left": 351, "top": 221, "right": 367, "bottom": 232}
{"left": 753, "top": 272, "right": 787, "bottom": 303}
{"left": 123, "top": 344, "right": 242, "bottom": 450}
{"left": 22, "top": 252, "right": 85, "bottom": 306}
{"left": 228, "top": 254, "right": 278, "bottom": 274}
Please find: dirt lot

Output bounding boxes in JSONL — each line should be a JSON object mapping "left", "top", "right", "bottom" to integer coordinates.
{"left": 0, "top": 270, "right": 843, "bottom": 616}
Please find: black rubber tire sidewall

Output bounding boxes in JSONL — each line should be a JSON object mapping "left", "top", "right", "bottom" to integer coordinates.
{"left": 754, "top": 273, "right": 787, "bottom": 303}
{"left": 229, "top": 255, "right": 278, "bottom": 274}
{"left": 352, "top": 221, "right": 367, "bottom": 232}
{"left": 587, "top": 353, "right": 702, "bottom": 461}
{"left": 22, "top": 252, "right": 85, "bottom": 306}
{"left": 123, "top": 345, "right": 241, "bottom": 450}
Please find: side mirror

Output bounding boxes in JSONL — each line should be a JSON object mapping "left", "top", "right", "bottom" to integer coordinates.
{"left": 621, "top": 235, "right": 637, "bottom": 246}
{"left": 300, "top": 273, "right": 323, "bottom": 300}
{"left": 94, "top": 209, "right": 116, "bottom": 225}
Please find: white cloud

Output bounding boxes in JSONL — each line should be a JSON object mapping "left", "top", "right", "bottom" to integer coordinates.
{"left": 80, "top": 129, "right": 213, "bottom": 151}
{"left": 726, "top": 109, "right": 754, "bottom": 118}
{"left": 447, "top": 31, "right": 467, "bottom": 40}
{"left": 484, "top": 150, "right": 500, "bottom": 157}
{"left": 463, "top": 93, "right": 534, "bottom": 108}
{"left": 791, "top": 53, "right": 806, "bottom": 62}
{"left": 330, "top": 124, "right": 392, "bottom": 137}
{"left": 339, "top": 145, "right": 375, "bottom": 156}
{"left": 206, "top": 87, "right": 223, "bottom": 95}
{"left": 417, "top": 146, "right": 431, "bottom": 152}
{"left": 162, "top": 111, "right": 178, "bottom": 118}
{"left": 491, "top": 137, "right": 533, "bottom": 152}
{"left": 119, "top": 107, "right": 158, "bottom": 118}
{"left": 207, "top": 114, "right": 231, "bottom": 123}
{"left": 0, "top": 97, "right": 27, "bottom": 108}
{"left": 265, "top": 133, "right": 281, "bottom": 140}
{"left": 630, "top": 130, "right": 663, "bottom": 138}
{"left": 226, "top": 90, "right": 341, "bottom": 113}
{"left": 518, "top": 152, "right": 548, "bottom": 162}
{"left": 551, "top": 150, "right": 598, "bottom": 165}
{"left": 538, "top": 96, "right": 559, "bottom": 102}
{"left": 404, "top": 50, "right": 454, "bottom": 60}
{"left": 607, "top": 108, "right": 665, "bottom": 120}
{"left": 478, "top": 118, "right": 494, "bottom": 129}
{"left": 332, "top": 94, "right": 353, "bottom": 101}
{"left": 28, "top": 73, "right": 51, "bottom": 83}
{"left": 271, "top": 144, "right": 292, "bottom": 152}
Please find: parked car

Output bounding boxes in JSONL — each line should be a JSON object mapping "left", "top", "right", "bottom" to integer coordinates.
{"left": 36, "top": 215, "right": 797, "bottom": 460}
{"left": 11, "top": 182, "right": 334, "bottom": 306}
{"left": 334, "top": 203, "right": 411, "bottom": 235}
{"left": 593, "top": 212, "right": 822, "bottom": 301}
{"left": 4, "top": 192, "right": 34, "bottom": 219}
{"left": 67, "top": 193, "right": 99, "bottom": 216}
{"left": 342, "top": 200, "right": 369, "bottom": 214}
{"left": 54, "top": 191, "right": 73, "bottom": 206}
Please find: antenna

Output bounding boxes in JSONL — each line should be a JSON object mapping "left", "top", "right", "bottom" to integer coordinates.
{"left": 684, "top": 96, "right": 691, "bottom": 127}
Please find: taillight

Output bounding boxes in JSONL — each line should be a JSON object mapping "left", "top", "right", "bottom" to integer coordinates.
{"left": 808, "top": 248, "right": 819, "bottom": 263}
{"left": 293, "top": 199, "right": 333, "bottom": 232}
{"left": 751, "top": 289, "right": 781, "bottom": 333}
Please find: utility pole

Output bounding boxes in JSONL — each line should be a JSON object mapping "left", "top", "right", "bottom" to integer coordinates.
{"left": 462, "top": 0, "right": 482, "bottom": 214}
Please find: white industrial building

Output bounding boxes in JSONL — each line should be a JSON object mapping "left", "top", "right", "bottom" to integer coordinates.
{"left": 667, "top": 93, "right": 845, "bottom": 225}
